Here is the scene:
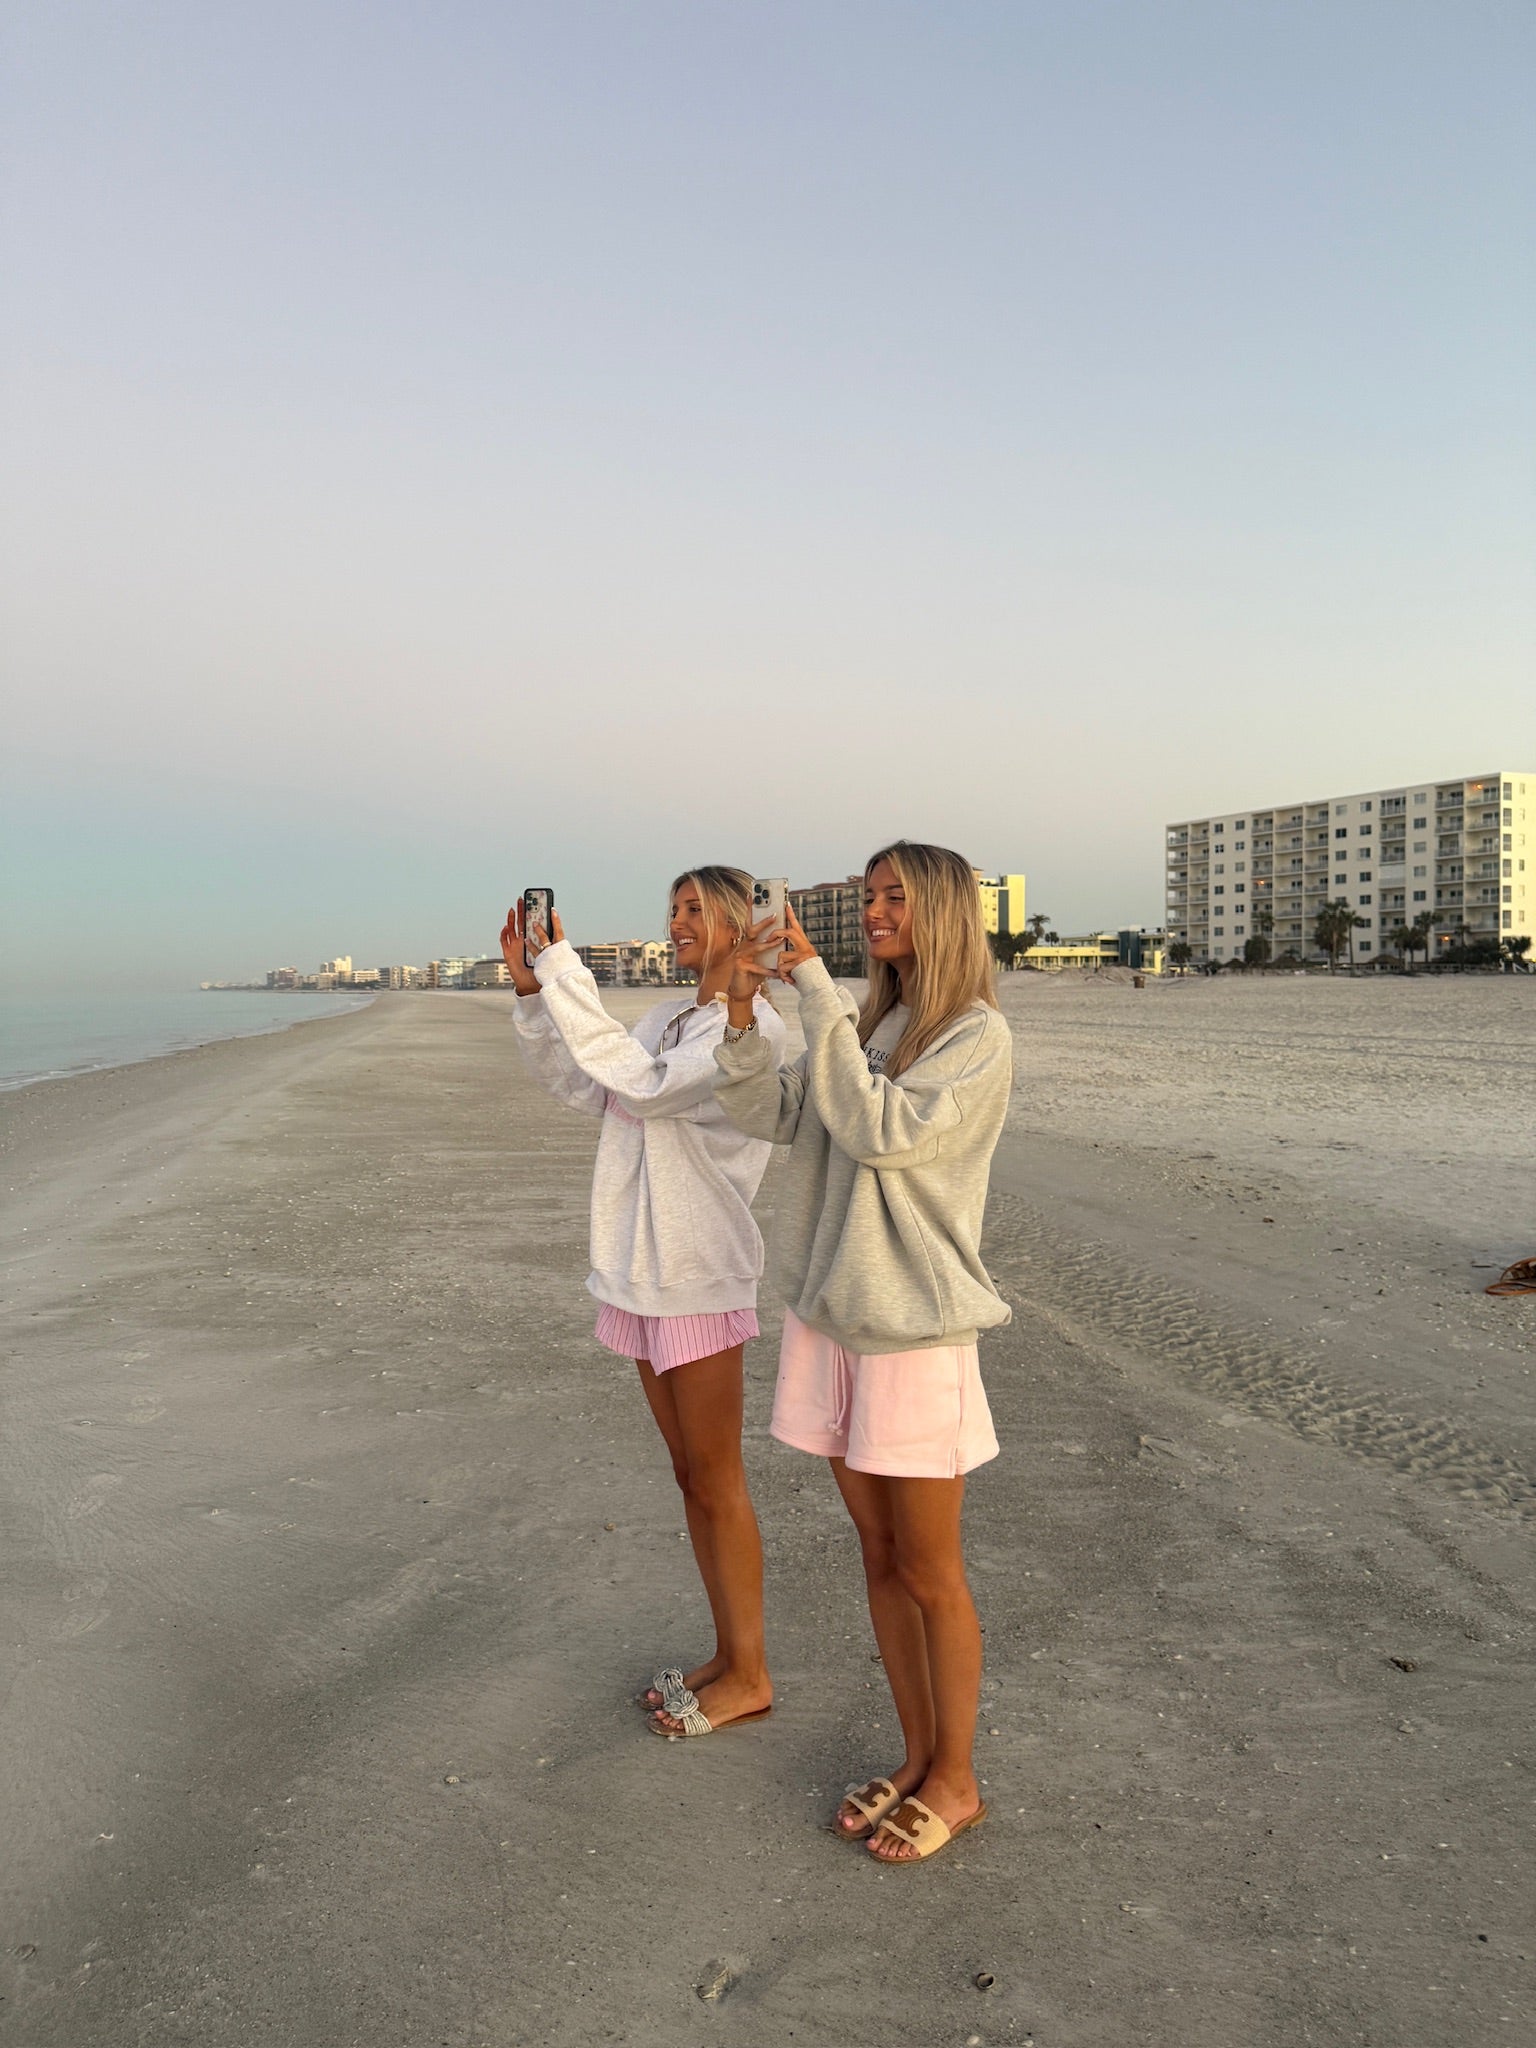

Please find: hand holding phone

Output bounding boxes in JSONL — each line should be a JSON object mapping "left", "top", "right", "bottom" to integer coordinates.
{"left": 750, "top": 878, "right": 788, "bottom": 971}
{"left": 521, "top": 886, "right": 555, "bottom": 968}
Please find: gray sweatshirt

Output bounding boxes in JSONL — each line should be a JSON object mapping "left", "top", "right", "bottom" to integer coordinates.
{"left": 511, "top": 940, "right": 787, "bottom": 1317}
{"left": 713, "top": 957, "right": 1013, "bottom": 1352}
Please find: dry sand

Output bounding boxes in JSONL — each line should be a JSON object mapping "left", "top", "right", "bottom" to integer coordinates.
{"left": 1, "top": 977, "right": 1532, "bottom": 2047}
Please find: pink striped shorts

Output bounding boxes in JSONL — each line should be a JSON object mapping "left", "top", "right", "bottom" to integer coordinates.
{"left": 594, "top": 1302, "right": 760, "bottom": 1374}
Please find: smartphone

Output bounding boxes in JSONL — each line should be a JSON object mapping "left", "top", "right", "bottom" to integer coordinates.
{"left": 522, "top": 887, "right": 554, "bottom": 968}
{"left": 750, "top": 877, "right": 788, "bottom": 971}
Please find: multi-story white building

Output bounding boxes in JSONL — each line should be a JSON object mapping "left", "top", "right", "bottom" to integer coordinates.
{"left": 1166, "top": 769, "right": 1533, "bottom": 965}
{"left": 574, "top": 940, "right": 677, "bottom": 985}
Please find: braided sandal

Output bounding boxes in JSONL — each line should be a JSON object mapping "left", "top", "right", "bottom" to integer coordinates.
{"left": 868, "top": 1796, "right": 988, "bottom": 1865}
{"left": 647, "top": 1683, "right": 773, "bottom": 1740}
{"left": 636, "top": 1666, "right": 689, "bottom": 1711}
{"left": 1485, "top": 1259, "right": 1536, "bottom": 1298}
{"left": 833, "top": 1776, "right": 902, "bottom": 1840}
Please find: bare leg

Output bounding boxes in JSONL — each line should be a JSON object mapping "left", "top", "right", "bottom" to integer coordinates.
{"left": 828, "top": 1460, "right": 935, "bottom": 1832}
{"left": 868, "top": 1475, "right": 983, "bottom": 1862}
{"left": 634, "top": 1358, "right": 727, "bottom": 1698}
{"left": 646, "top": 1348, "right": 772, "bottom": 1733}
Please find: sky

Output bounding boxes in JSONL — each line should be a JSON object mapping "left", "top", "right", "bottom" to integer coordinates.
{"left": 4, "top": 1, "right": 1532, "bottom": 988}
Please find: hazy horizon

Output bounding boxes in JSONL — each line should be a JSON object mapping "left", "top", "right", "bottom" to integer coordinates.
{"left": 5, "top": 3, "right": 1532, "bottom": 992}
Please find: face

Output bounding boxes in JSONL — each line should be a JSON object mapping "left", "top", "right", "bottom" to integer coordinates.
{"left": 669, "top": 883, "right": 726, "bottom": 972}
{"left": 864, "top": 859, "right": 915, "bottom": 968}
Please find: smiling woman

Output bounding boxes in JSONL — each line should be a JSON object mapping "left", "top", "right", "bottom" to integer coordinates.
{"left": 498, "top": 867, "right": 788, "bottom": 1741}
{"left": 714, "top": 840, "right": 1012, "bottom": 1865}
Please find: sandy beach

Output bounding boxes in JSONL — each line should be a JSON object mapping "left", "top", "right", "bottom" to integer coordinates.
{"left": 2, "top": 978, "right": 1532, "bottom": 2047}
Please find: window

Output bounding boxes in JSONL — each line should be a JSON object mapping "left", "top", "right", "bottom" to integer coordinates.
{"left": 1235, "top": 860, "right": 1246, "bottom": 872}
{"left": 1506, "top": 835, "right": 1514, "bottom": 850}
{"left": 1413, "top": 865, "right": 1426, "bottom": 877}
{"left": 1214, "top": 885, "right": 1225, "bottom": 895}
{"left": 1504, "top": 861, "right": 1513, "bottom": 877}
{"left": 1505, "top": 911, "right": 1514, "bottom": 928}
{"left": 1360, "top": 941, "right": 1373, "bottom": 953}
{"left": 1414, "top": 795, "right": 1427, "bottom": 805}
{"left": 1412, "top": 890, "right": 1427, "bottom": 902}
{"left": 1506, "top": 809, "right": 1514, "bottom": 825}
{"left": 1503, "top": 886, "right": 1513, "bottom": 903}
{"left": 1234, "top": 883, "right": 1246, "bottom": 894}
{"left": 1235, "top": 820, "right": 1246, "bottom": 829}
{"left": 1361, "top": 801, "right": 1373, "bottom": 812}
{"left": 1335, "top": 804, "right": 1346, "bottom": 816}
{"left": 1359, "top": 871, "right": 1372, "bottom": 882}
{"left": 1335, "top": 826, "right": 1348, "bottom": 839}
{"left": 1359, "top": 895, "right": 1372, "bottom": 906}
{"left": 1358, "top": 824, "right": 1372, "bottom": 836}
{"left": 1413, "top": 840, "right": 1426, "bottom": 852}
{"left": 1214, "top": 863, "right": 1224, "bottom": 874}
{"left": 1504, "top": 784, "right": 1513, "bottom": 798}
{"left": 1213, "top": 926, "right": 1224, "bottom": 937}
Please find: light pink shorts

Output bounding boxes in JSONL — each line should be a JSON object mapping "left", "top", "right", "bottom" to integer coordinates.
{"left": 771, "top": 1308, "right": 999, "bottom": 1478}
{"left": 594, "top": 1303, "right": 759, "bottom": 1374}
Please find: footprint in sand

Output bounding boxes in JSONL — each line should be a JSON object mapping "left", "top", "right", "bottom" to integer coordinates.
{"left": 51, "top": 1573, "right": 111, "bottom": 1640}
{"left": 65, "top": 1473, "right": 124, "bottom": 1520}
{"left": 126, "top": 1394, "right": 165, "bottom": 1425}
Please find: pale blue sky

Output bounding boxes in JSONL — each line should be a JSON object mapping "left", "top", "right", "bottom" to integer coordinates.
{"left": 4, "top": 1, "right": 1532, "bottom": 986}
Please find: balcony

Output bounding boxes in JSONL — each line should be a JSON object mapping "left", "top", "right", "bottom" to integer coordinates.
{"left": 1436, "top": 793, "right": 1464, "bottom": 809}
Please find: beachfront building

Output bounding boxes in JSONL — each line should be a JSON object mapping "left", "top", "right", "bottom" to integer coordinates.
{"left": 1025, "top": 929, "right": 1167, "bottom": 974}
{"left": 427, "top": 957, "right": 480, "bottom": 988}
{"left": 789, "top": 877, "right": 865, "bottom": 976}
{"left": 1166, "top": 770, "right": 1535, "bottom": 966}
{"left": 574, "top": 940, "right": 677, "bottom": 985}
{"left": 976, "top": 873, "right": 1027, "bottom": 937}
{"left": 467, "top": 959, "right": 513, "bottom": 988}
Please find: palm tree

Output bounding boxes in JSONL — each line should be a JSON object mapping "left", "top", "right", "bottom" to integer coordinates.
{"left": 1502, "top": 934, "right": 1532, "bottom": 973}
{"left": 1314, "top": 899, "right": 1355, "bottom": 973}
{"left": 1389, "top": 923, "right": 1414, "bottom": 970}
{"left": 1168, "top": 940, "right": 1193, "bottom": 974}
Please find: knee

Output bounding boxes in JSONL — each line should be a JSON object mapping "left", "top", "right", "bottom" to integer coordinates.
{"left": 682, "top": 1455, "right": 746, "bottom": 1520}
{"left": 858, "top": 1531, "right": 900, "bottom": 1587}
{"left": 895, "top": 1552, "right": 970, "bottom": 1612}
{"left": 669, "top": 1455, "right": 692, "bottom": 1495}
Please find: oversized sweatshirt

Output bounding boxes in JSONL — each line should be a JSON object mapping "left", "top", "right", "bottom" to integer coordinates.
{"left": 510, "top": 940, "right": 787, "bottom": 1317}
{"left": 712, "top": 957, "right": 1013, "bottom": 1353}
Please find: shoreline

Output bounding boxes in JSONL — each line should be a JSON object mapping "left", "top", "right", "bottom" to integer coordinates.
{"left": 0, "top": 991, "right": 379, "bottom": 1098}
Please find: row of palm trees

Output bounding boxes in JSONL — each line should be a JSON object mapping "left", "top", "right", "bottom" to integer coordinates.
{"left": 987, "top": 912, "right": 1057, "bottom": 970}
{"left": 1167, "top": 902, "right": 1530, "bottom": 975}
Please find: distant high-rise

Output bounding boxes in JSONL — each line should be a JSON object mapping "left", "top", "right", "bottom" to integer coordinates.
{"left": 1166, "top": 769, "right": 1533, "bottom": 964}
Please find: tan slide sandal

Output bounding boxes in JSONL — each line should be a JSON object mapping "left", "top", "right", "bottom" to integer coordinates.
{"left": 833, "top": 1776, "right": 902, "bottom": 1840}
{"left": 869, "top": 1796, "right": 988, "bottom": 1865}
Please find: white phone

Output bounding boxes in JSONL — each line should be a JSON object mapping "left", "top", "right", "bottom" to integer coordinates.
{"left": 751, "top": 877, "right": 788, "bottom": 971}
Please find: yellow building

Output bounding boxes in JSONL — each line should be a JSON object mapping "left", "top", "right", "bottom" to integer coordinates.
{"left": 1024, "top": 931, "right": 1167, "bottom": 975}
{"left": 976, "top": 873, "right": 1027, "bottom": 936}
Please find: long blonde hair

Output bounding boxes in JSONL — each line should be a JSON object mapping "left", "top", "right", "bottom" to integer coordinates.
{"left": 856, "top": 841, "right": 997, "bottom": 1076}
{"left": 668, "top": 866, "right": 754, "bottom": 977}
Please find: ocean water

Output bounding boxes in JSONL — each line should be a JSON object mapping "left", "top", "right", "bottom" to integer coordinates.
{"left": 0, "top": 991, "right": 375, "bottom": 1092}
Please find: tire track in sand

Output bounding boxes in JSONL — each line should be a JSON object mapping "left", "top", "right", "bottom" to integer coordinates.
{"left": 987, "top": 1192, "right": 1535, "bottom": 1515}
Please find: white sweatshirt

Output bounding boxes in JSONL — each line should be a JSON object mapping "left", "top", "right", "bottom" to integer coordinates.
{"left": 510, "top": 940, "right": 787, "bottom": 1317}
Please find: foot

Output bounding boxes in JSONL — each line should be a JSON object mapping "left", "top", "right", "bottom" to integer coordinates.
{"left": 640, "top": 1655, "right": 726, "bottom": 1710}
{"left": 867, "top": 1771, "right": 982, "bottom": 1863}
{"left": 834, "top": 1760, "right": 926, "bottom": 1839}
{"left": 649, "top": 1670, "right": 772, "bottom": 1736}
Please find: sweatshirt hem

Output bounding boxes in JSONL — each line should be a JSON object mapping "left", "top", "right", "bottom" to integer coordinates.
{"left": 586, "top": 1271, "right": 762, "bottom": 1318}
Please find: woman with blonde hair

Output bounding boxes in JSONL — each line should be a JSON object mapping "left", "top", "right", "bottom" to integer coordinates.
{"left": 714, "top": 841, "right": 1012, "bottom": 1861}
{"left": 501, "top": 868, "right": 786, "bottom": 1738}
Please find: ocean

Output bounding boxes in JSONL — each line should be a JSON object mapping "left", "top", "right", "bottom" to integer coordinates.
{"left": 0, "top": 991, "right": 375, "bottom": 1092}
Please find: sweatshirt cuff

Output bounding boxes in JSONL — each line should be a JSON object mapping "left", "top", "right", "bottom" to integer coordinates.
{"left": 713, "top": 1025, "right": 775, "bottom": 1076}
{"left": 533, "top": 939, "right": 585, "bottom": 989}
